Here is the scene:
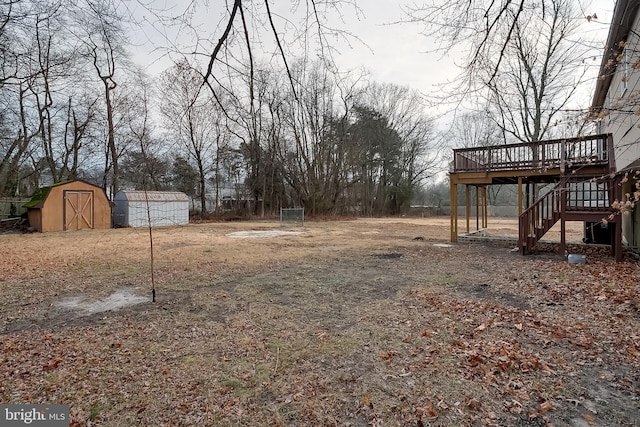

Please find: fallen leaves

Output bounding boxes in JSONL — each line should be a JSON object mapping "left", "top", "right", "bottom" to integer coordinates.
{"left": 2, "top": 221, "right": 640, "bottom": 426}
{"left": 362, "top": 395, "right": 372, "bottom": 409}
{"left": 407, "top": 257, "right": 640, "bottom": 424}
{"left": 415, "top": 400, "right": 438, "bottom": 418}
{"left": 42, "top": 358, "right": 62, "bottom": 372}
{"left": 582, "top": 412, "right": 598, "bottom": 425}
{"left": 378, "top": 351, "right": 397, "bottom": 362}
{"left": 539, "top": 400, "right": 553, "bottom": 412}
{"left": 466, "top": 398, "right": 482, "bottom": 410}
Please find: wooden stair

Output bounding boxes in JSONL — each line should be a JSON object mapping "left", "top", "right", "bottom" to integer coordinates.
{"left": 518, "top": 177, "right": 616, "bottom": 254}
{"left": 519, "top": 182, "right": 562, "bottom": 255}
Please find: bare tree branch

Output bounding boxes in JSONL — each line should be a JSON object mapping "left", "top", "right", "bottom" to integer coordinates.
{"left": 202, "top": 0, "right": 240, "bottom": 83}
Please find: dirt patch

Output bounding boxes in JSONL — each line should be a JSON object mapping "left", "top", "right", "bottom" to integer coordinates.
{"left": 56, "top": 288, "right": 150, "bottom": 314}
{"left": 0, "top": 217, "right": 637, "bottom": 426}
{"left": 457, "top": 282, "right": 532, "bottom": 310}
{"left": 433, "top": 243, "right": 454, "bottom": 248}
{"left": 374, "top": 252, "right": 404, "bottom": 259}
{"left": 226, "top": 230, "right": 305, "bottom": 238}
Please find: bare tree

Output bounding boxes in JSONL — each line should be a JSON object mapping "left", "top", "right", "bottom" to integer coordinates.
{"left": 0, "top": 0, "right": 30, "bottom": 87}
{"left": 406, "top": 0, "right": 604, "bottom": 135}
{"left": 448, "top": 110, "right": 501, "bottom": 149}
{"left": 0, "top": 1, "right": 42, "bottom": 195}
{"left": 362, "top": 82, "right": 442, "bottom": 187}
{"left": 0, "top": 82, "right": 39, "bottom": 196}
{"left": 159, "top": 60, "right": 223, "bottom": 215}
{"left": 339, "top": 83, "right": 439, "bottom": 215}
{"left": 120, "top": 68, "right": 168, "bottom": 191}
{"left": 28, "top": 1, "right": 82, "bottom": 183}
{"left": 482, "top": 0, "right": 590, "bottom": 143}
{"left": 277, "top": 59, "right": 360, "bottom": 215}
{"left": 72, "top": 0, "right": 131, "bottom": 196}
{"left": 0, "top": 0, "right": 97, "bottom": 195}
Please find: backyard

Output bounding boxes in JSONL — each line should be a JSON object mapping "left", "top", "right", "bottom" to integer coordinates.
{"left": 0, "top": 217, "right": 638, "bottom": 426}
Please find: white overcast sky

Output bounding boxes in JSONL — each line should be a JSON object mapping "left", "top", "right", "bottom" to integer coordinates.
{"left": 319, "top": 0, "right": 615, "bottom": 103}
{"left": 130, "top": 0, "right": 616, "bottom": 106}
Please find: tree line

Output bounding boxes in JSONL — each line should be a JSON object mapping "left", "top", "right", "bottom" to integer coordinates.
{"left": 1, "top": 0, "right": 607, "bottom": 219}
{"left": 0, "top": 0, "right": 442, "bottom": 217}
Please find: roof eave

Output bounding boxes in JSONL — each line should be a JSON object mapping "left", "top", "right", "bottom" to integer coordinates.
{"left": 591, "top": 0, "right": 640, "bottom": 109}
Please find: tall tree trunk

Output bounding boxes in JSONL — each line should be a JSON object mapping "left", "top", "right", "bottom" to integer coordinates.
{"left": 104, "top": 81, "right": 118, "bottom": 195}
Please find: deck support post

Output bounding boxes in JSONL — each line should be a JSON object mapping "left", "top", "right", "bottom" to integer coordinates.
{"left": 465, "top": 185, "right": 470, "bottom": 233}
{"left": 560, "top": 218, "right": 566, "bottom": 256}
{"left": 560, "top": 178, "right": 567, "bottom": 256}
{"left": 475, "top": 186, "right": 480, "bottom": 231}
{"left": 614, "top": 219, "right": 623, "bottom": 261}
{"left": 517, "top": 177, "right": 523, "bottom": 216}
{"left": 450, "top": 178, "right": 458, "bottom": 242}
{"left": 482, "top": 186, "right": 488, "bottom": 228}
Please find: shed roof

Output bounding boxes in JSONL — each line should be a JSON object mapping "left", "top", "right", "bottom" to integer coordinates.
{"left": 114, "top": 190, "right": 189, "bottom": 202}
{"left": 24, "top": 180, "right": 104, "bottom": 209}
{"left": 24, "top": 185, "right": 56, "bottom": 209}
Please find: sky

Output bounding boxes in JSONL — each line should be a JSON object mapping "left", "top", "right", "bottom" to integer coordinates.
{"left": 319, "top": 0, "right": 616, "bottom": 107}
{"left": 130, "top": 1, "right": 465, "bottom": 92}
{"left": 315, "top": 3, "right": 464, "bottom": 94}
{"left": 130, "top": 0, "right": 616, "bottom": 113}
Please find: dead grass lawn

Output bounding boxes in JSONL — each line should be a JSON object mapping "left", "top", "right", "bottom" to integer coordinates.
{"left": 1, "top": 217, "right": 638, "bottom": 426}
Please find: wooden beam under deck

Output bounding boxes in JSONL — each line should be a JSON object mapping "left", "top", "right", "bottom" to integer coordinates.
{"left": 450, "top": 165, "right": 611, "bottom": 186}
{"left": 482, "top": 187, "right": 488, "bottom": 228}
{"left": 465, "top": 186, "right": 470, "bottom": 233}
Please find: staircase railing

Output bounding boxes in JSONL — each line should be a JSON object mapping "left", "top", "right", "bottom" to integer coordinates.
{"left": 518, "top": 177, "right": 615, "bottom": 254}
{"left": 519, "top": 182, "right": 563, "bottom": 255}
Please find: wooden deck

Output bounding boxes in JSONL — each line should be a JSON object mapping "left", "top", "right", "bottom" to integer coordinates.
{"left": 452, "top": 134, "right": 613, "bottom": 176}
{"left": 449, "top": 134, "right": 623, "bottom": 260}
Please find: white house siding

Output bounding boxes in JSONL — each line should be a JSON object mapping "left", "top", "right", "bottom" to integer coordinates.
{"left": 593, "top": 1, "right": 640, "bottom": 251}
{"left": 113, "top": 191, "right": 189, "bottom": 228}
{"left": 619, "top": 180, "right": 640, "bottom": 250}
{"left": 603, "top": 7, "right": 640, "bottom": 172}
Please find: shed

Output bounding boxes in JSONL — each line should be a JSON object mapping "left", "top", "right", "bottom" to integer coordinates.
{"left": 113, "top": 190, "right": 189, "bottom": 228}
{"left": 25, "top": 180, "right": 112, "bottom": 232}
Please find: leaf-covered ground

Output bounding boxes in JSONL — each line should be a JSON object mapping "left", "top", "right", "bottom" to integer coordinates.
{"left": 0, "top": 218, "right": 638, "bottom": 426}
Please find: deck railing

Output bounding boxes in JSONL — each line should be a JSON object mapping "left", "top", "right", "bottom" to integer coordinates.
{"left": 564, "top": 178, "right": 612, "bottom": 212}
{"left": 453, "top": 134, "right": 612, "bottom": 173}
